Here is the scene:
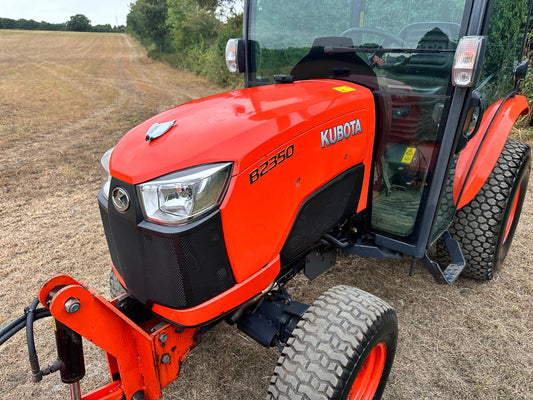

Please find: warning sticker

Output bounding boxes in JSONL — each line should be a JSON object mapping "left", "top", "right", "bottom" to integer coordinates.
{"left": 333, "top": 86, "right": 356, "bottom": 93}
{"left": 401, "top": 147, "right": 417, "bottom": 164}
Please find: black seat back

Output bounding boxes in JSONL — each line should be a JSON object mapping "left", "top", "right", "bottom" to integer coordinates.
{"left": 290, "top": 36, "right": 378, "bottom": 89}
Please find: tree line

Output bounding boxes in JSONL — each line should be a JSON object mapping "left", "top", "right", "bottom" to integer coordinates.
{"left": 126, "top": 0, "right": 242, "bottom": 86}
{"left": 0, "top": 14, "right": 125, "bottom": 33}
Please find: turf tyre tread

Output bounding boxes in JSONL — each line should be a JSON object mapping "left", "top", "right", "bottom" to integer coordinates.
{"left": 439, "top": 138, "right": 530, "bottom": 280}
{"left": 267, "top": 285, "right": 397, "bottom": 400}
{"left": 109, "top": 269, "right": 126, "bottom": 298}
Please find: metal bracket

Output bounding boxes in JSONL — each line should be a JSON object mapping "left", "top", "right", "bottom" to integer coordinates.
{"left": 422, "top": 231, "right": 466, "bottom": 285}
{"left": 342, "top": 240, "right": 403, "bottom": 259}
{"left": 38, "top": 274, "right": 199, "bottom": 400}
{"left": 304, "top": 249, "right": 337, "bottom": 280}
{"left": 236, "top": 289, "right": 308, "bottom": 349}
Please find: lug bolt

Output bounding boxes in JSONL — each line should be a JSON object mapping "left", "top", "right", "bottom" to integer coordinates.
{"left": 161, "top": 353, "right": 171, "bottom": 364}
{"left": 64, "top": 298, "right": 81, "bottom": 313}
{"left": 158, "top": 332, "right": 168, "bottom": 344}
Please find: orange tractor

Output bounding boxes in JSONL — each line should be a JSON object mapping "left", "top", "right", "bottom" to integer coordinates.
{"left": 2, "top": 0, "right": 532, "bottom": 399}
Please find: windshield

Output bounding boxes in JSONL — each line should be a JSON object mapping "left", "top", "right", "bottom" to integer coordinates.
{"left": 248, "top": 0, "right": 465, "bottom": 86}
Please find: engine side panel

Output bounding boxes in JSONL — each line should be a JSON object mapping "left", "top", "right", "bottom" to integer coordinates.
{"left": 221, "top": 109, "right": 375, "bottom": 283}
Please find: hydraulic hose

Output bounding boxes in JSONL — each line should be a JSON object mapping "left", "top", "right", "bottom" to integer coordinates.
{"left": 0, "top": 299, "right": 60, "bottom": 384}
{"left": 0, "top": 314, "right": 27, "bottom": 342}
{"left": 26, "top": 297, "right": 43, "bottom": 382}
{"left": 0, "top": 308, "right": 51, "bottom": 346}
{"left": 0, "top": 298, "right": 53, "bottom": 383}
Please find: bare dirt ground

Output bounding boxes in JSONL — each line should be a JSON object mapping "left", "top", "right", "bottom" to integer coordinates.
{"left": 0, "top": 30, "right": 531, "bottom": 400}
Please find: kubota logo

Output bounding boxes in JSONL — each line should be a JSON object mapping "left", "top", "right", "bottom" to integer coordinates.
{"left": 321, "top": 119, "right": 362, "bottom": 148}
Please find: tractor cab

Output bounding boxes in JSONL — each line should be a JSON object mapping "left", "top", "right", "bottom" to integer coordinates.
{"left": 227, "top": 0, "right": 531, "bottom": 281}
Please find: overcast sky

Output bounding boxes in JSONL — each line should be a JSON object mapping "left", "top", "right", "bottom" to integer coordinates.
{"left": 0, "top": 0, "right": 130, "bottom": 26}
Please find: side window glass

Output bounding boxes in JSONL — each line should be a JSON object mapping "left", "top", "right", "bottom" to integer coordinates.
{"left": 477, "top": 0, "right": 529, "bottom": 106}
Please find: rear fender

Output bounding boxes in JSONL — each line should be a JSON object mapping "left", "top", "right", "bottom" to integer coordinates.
{"left": 453, "top": 95, "right": 529, "bottom": 209}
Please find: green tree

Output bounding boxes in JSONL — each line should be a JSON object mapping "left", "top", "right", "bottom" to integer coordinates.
{"left": 126, "top": 0, "right": 244, "bottom": 86}
{"left": 93, "top": 24, "right": 114, "bottom": 33}
{"left": 199, "top": 12, "right": 244, "bottom": 85}
{"left": 167, "top": 0, "right": 220, "bottom": 53}
{"left": 66, "top": 14, "right": 92, "bottom": 31}
{"left": 0, "top": 17, "right": 65, "bottom": 31}
{"left": 0, "top": 18, "right": 16, "bottom": 29}
{"left": 477, "top": 0, "right": 530, "bottom": 108}
{"left": 127, "top": 0, "right": 171, "bottom": 52}
{"left": 15, "top": 18, "right": 41, "bottom": 30}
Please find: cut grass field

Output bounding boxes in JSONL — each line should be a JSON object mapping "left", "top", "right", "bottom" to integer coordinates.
{"left": 0, "top": 30, "right": 532, "bottom": 400}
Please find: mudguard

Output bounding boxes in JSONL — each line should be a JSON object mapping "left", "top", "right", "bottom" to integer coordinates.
{"left": 453, "top": 95, "right": 529, "bottom": 209}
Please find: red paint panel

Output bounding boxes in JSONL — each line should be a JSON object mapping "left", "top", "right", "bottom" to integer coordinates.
{"left": 221, "top": 109, "right": 375, "bottom": 282}
{"left": 454, "top": 95, "right": 529, "bottom": 209}
{"left": 109, "top": 80, "right": 374, "bottom": 184}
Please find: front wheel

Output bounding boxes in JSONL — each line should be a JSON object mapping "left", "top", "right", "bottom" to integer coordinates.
{"left": 267, "top": 285, "right": 398, "bottom": 400}
{"left": 109, "top": 269, "right": 126, "bottom": 298}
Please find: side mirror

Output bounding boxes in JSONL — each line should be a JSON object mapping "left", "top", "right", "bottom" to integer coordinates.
{"left": 225, "top": 39, "right": 245, "bottom": 73}
{"left": 513, "top": 60, "right": 528, "bottom": 81}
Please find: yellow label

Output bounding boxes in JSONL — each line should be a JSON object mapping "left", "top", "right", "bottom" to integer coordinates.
{"left": 52, "top": 318, "right": 57, "bottom": 331}
{"left": 359, "top": 12, "right": 365, "bottom": 27}
{"left": 401, "top": 147, "right": 417, "bottom": 164}
{"left": 333, "top": 86, "right": 356, "bottom": 93}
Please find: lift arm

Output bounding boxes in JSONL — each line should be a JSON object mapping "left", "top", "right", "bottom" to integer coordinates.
{"left": 38, "top": 275, "right": 199, "bottom": 400}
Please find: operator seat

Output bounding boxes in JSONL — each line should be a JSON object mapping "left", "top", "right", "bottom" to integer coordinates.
{"left": 290, "top": 36, "right": 378, "bottom": 90}
{"left": 398, "top": 22, "right": 460, "bottom": 48}
{"left": 396, "top": 23, "right": 459, "bottom": 77}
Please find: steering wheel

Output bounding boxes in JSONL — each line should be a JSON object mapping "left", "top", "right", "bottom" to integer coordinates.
{"left": 341, "top": 27, "right": 404, "bottom": 67}
{"left": 341, "top": 27, "right": 403, "bottom": 47}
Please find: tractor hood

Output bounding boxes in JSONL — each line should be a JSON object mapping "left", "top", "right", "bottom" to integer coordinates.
{"left": 110, "top": 79, "right": 374, "bottom": 184}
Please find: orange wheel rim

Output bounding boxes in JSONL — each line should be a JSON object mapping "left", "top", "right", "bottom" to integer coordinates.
{"left": 347, "top": 342, "right": 387, "bottom": 400}
{"left": 503, "top": 185, "right": 521, "bottom": 244}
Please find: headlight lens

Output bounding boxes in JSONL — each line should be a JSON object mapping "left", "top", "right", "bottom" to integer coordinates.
{"left": 138, "top": 163, "right": 232, "bottom": 226}
{"left": 100, "top": 147, "right": 114, "bottom": 200}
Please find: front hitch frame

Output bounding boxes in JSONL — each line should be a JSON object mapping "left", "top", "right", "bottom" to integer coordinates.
{"left": 38, "top": 274, "right": 199, "bottom": 400}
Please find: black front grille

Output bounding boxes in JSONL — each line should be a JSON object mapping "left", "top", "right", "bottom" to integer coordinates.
{"left": 98, "top": 178, "right": 235, "bottom": 309}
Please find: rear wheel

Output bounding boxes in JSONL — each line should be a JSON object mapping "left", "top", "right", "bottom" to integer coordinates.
{"left": 441, "top": 139, "right": 530, "bottom": 280}
{"left": 267, "top": 285, "right": 397, "bottom": 400}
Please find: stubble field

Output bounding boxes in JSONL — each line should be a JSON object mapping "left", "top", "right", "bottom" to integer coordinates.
{"left": 0, "top": 30, "right": 531, "bottom": 400}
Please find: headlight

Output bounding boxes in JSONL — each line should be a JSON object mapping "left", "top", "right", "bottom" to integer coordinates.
{"left": 100, "top": 147, "right": 114, "bottom": 200}
{"left": 138, "top": 163, "right": 232, "bottom": 226}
